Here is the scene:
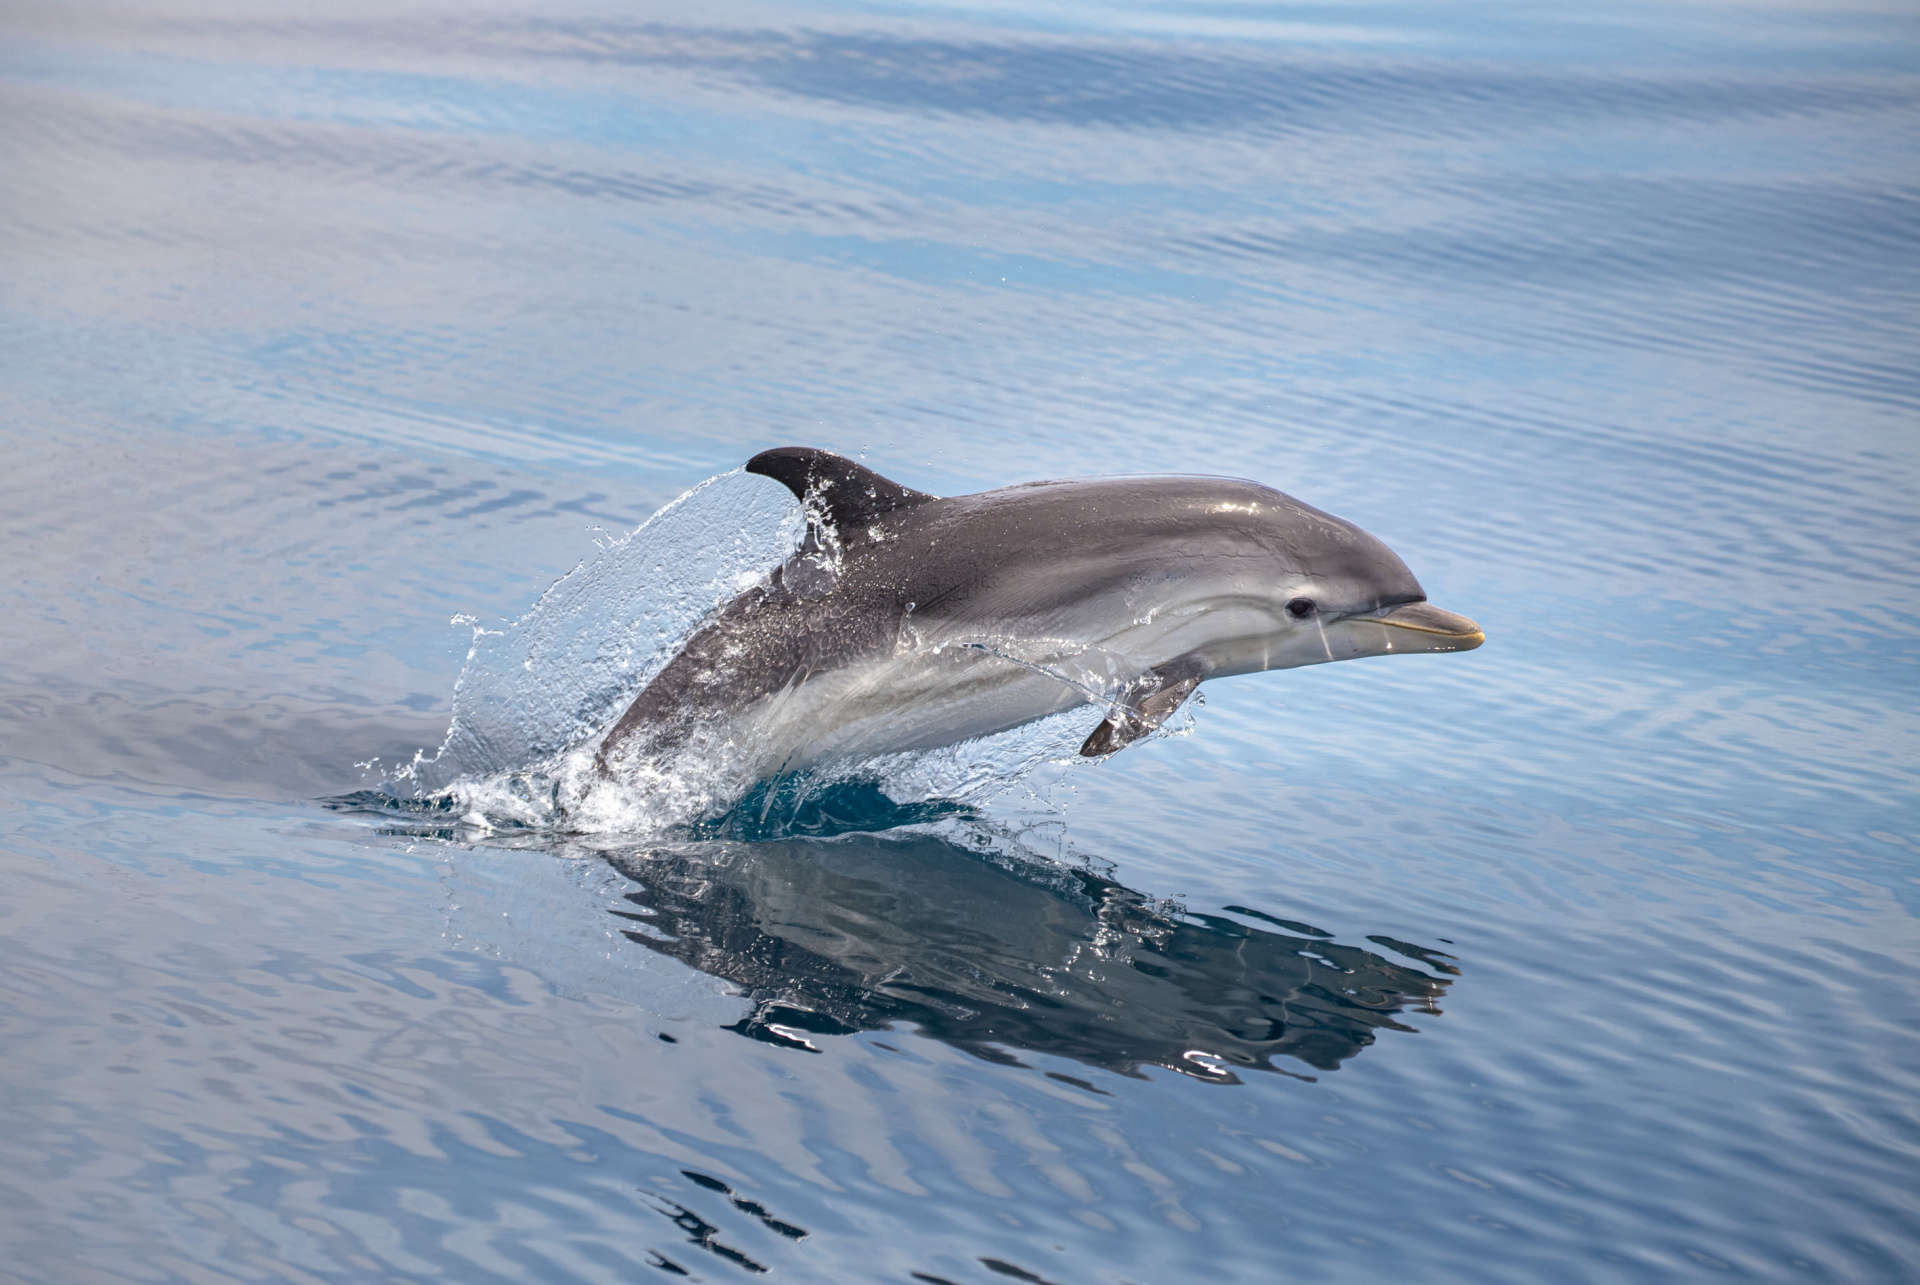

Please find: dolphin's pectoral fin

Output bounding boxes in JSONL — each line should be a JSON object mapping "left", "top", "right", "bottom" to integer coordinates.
{"left": 1079, "top": 658, "right": 1208, "bottom": 757}
{"left": 746, "top": 446, "right": 938, "bottom": 533}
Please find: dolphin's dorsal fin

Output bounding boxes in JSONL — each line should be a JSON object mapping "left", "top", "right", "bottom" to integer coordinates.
{"left": 746, "top": 447, "right": 937, "bottom": 530}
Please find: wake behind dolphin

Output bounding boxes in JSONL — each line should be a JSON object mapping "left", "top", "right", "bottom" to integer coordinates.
{"left": 398, "top": 448, "right": 1482, "bottom": 834}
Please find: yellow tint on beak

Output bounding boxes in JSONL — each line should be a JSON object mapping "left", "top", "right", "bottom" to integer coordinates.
{"left": 1372, "top": 601, "right": 1485, "bottom": 651}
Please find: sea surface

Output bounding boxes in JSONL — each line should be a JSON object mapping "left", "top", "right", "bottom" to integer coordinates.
{"left": 3, "top": 1, "right": 1918, "bottom": 1281}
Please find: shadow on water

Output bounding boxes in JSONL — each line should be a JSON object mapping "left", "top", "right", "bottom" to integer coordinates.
{"left": 332, "top": 782, "right": 1460, "bottom": 1083}
{"left": 608, "top": 827, "right": 1457, "bottom": 1086}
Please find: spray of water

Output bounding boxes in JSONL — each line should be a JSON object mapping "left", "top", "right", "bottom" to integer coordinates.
{"left": 365, "top": 467, "right": 1198, "bottom": 840}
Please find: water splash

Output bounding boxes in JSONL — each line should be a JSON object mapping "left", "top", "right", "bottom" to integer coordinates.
{"left": 389, "top": 468, "right": 804, "bottom": 793}
{"left": 375, "top": 467, "right": 1182, "bottom": 839}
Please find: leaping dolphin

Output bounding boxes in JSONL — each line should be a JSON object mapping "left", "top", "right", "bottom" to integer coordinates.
{"left": 596, "top": 447, "right": 1482, "bottom": 779}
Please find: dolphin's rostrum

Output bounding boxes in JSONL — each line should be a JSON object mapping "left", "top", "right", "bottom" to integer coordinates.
{"left": 598, "top": 447, "right": 1482, "bottom": 779}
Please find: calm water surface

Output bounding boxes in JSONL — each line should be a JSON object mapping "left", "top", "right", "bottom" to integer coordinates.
{"left": 3, "top": 0, "right": 1918, "bottom": 1280}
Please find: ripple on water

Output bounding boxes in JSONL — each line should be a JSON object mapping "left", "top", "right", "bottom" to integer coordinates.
{"left": 3, "top": 0, "right": 1919, "bottom": 1280}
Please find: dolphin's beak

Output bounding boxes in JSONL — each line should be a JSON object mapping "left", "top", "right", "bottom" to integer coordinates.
{"left": 1367, "top": 601, "right": 1485, "bottom": 652}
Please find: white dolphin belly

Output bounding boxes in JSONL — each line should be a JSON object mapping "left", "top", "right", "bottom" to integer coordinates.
{"left": 717, "top": 646, "right": 1097, "bottom": 777}
{"left": 706, "top": 602, "right": 1286, "bottom": 778}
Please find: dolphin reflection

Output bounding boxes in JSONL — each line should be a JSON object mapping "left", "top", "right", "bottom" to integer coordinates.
{"left": 603, "top": 829, "right": 1458, "bottom": 1084}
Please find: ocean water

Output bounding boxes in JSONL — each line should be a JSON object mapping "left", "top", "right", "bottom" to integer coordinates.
{"left": 3, "top": 1, "right": 1918, "bottom": 1281}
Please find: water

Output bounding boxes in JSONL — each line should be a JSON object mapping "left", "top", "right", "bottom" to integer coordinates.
{"left": 3, "top": 0, "right": 1917, "bottom": 1280}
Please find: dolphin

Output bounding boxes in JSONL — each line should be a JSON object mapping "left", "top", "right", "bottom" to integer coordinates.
{"left": 596, "top": 446, "right": 1483, "bottom": 779}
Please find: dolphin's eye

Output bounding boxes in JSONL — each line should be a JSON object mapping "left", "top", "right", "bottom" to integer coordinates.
{"left": 1286, "top": 597, "right": 1317, "bottom": 619}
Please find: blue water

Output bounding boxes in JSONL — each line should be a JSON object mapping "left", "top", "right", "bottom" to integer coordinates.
{"left": 3, "top": 1, "right": 1918, "bottom": 1281}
